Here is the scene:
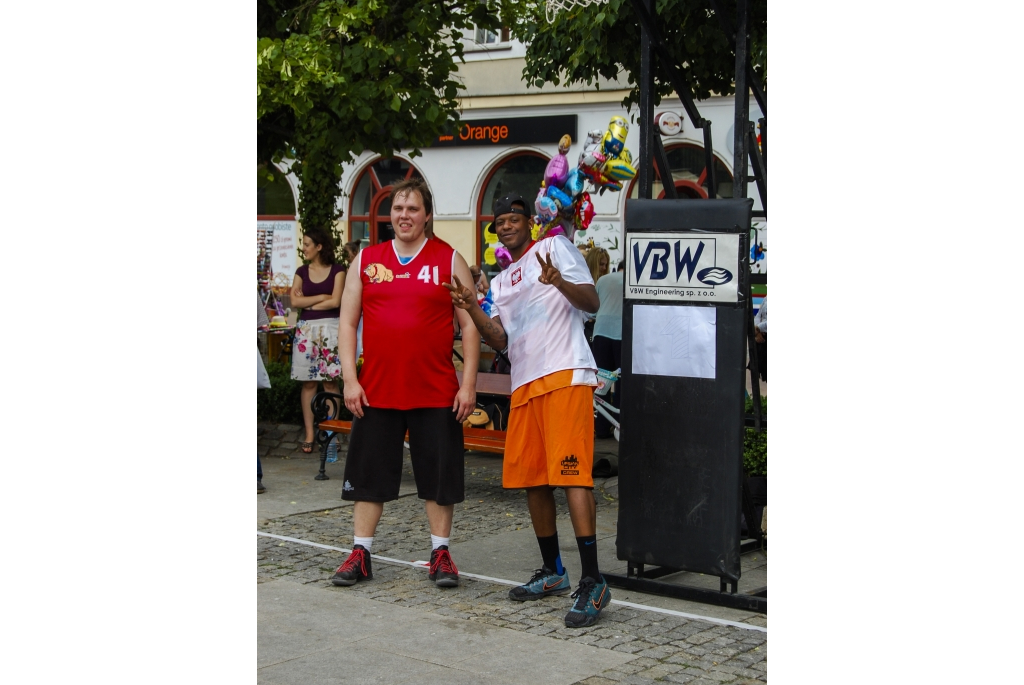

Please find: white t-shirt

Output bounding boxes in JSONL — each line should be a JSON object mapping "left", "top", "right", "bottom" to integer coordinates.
{"left": 490, "top": 235, "right": 598, "bottom": 393}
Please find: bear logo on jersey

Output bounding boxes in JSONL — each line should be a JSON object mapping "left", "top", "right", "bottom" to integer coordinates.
{"left": 364, "top": 263, "right": 394, "bottom": 283}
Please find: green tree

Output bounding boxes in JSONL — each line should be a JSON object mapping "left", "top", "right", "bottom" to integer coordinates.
{"left": 257, "top": 0, "right": 501, "bottom": 245}
{"left": 499, "top": 0, "right": 766, "bottom": 113}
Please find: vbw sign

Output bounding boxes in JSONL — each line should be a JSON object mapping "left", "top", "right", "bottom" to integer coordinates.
{"left": 626, "top": 232, "right": 741, "bottom": 303}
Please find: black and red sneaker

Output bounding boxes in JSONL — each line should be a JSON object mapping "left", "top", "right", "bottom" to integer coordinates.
{"left": 428, "top": 545, "right": 459, "bottom": 588}
{"left": 331, "top": 544, "right": 373, "bottom": 586}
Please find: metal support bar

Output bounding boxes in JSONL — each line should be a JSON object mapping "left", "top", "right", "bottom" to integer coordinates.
{"left": 603, "top": 573, "right": 768, "bottom": 613}
{"left": 747, "top": 63, "right": 766, "bottom": 116}
{"left": 758, "top": 117, "right": 766, "bottom": 170}
{"left": 732, "top": 0, "right": 749, "bottom": 201}
{"left": 709, "top": 0, "right": 766, "bottom": 117}
{"left": 638, "top": 564, "right": 683, "bottom": 580}
{"left": 637, "top": 0, "right": 654, "bottom": 200}
{"left": 628, "top": 0, "right": 705, "bottom": 130}
{"left": 701, "top": 122, "right": 717, "bottom": 197}
{"left": 747, "top": 122, "right": 766, "bottom": 210}
{"left": 629, "top": 0, "right": 726, "bottom": 202}
{"left": 652, "top": 131, "right": 677, "bottom": 199}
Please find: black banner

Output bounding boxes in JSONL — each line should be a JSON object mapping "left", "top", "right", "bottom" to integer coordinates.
{"left": 432, "top": 114, "right": 577, "bottom": 147}
{"left": 616, "top": 199, "right": 752, "bottom": 583}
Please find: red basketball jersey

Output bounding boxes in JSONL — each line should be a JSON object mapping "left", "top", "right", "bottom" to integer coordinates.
{"left": 358, "top": 238, "right": 459, "bottom": 409}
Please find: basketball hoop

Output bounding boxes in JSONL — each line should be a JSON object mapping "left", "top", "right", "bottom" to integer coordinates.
{"left": 545, "top": 0, "right": 609, "bottom": 24}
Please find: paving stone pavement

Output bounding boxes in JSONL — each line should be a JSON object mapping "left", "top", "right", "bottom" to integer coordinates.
{"left": 258, "top": 423, "right": 767, "bottom": 684}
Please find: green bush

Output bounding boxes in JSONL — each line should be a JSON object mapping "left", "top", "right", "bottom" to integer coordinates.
{"left": 257, "top": 360, "right": 354, "bottom": 424}
{"left": 257, "top": 361, "right": 304, "bottom": 424}
{"left": 743, "top": 395, "right": 768, "bottom": 477}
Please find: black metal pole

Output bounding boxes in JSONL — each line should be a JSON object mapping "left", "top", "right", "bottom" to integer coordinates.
{"left": 747, "top": 122, "right": 766, "bottom": 210}
{"left": 710, "top": 0, "right": 765, "bottom": 117}
{"left": 629, "top": 0, "right": 703, "bottom": 130}
{"left": 759, "top": 117, "right": 766, "bottom": 170}
{"left": 637, "top": 0, "right": 654, "bottom": 200}
{"left": 701, "top": 122, "right": 717, "bottom": 198}
{"left": 652, "top": 130, "right": 677, "bottom": 199}
{"left": 732, "top": 0, "right": 749, "bottom": 200}
{"left": 747, "top": 63, "right": 766, "bottom": 116}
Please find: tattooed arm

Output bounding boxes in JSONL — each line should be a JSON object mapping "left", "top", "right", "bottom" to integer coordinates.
{"left": 444, "top": 275, "right": 508, "bottom": 351}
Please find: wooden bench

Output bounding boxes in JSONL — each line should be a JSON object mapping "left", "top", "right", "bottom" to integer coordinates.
{"left": 311, "top": 372, "right": 512, "bottom": 480}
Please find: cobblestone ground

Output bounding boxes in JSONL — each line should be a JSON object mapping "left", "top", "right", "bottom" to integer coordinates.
{"left": 258, "top": 423, "right": 767, "bottom": 684}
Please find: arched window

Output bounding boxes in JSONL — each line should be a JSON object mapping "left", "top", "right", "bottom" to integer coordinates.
{"left": 348, "top": 157, "right": 424, "bottom": 246}
{"left": 477, "top": 152, "right": 549, "bottom": 277}
{"left": 628, "top": 143, "right": 733, "bottom": 200}
{"left": 257, "top": 164, "right": 296, "bottom": 216}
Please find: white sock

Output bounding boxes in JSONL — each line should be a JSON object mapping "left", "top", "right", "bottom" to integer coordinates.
{"left": 353, "top": 536, "right": 373, "bottom": 552}
{"left": 431, "top": 534, "right": 450, "bottom": 550}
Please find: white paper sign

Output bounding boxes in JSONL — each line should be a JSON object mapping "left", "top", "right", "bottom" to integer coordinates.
{"left": 257, "top": 220, "right": 298, "bottom": 284}
{"left": 632, "top": 304, "right": 716, "bottom": 379}
{"left": 626, "top": 232, "right": 740, "bottom": 302}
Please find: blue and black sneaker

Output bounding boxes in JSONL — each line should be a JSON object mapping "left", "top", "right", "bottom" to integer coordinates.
{"left": 508, "top": 566, "right": 571, "bottom": 601}
{"left": 564, "top": 576, "right": 611, "bottom": 628}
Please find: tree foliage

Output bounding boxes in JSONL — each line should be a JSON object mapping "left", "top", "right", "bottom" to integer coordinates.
{"left": 257, "top": 0, "right": 500, "bottom": 243}
{"left": 500, "top": 0, "right": 766, "bottom": 114}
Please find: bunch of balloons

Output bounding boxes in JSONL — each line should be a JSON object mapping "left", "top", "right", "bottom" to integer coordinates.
{"left": 489, "top": 117, "right": 637, "bottom": 271}
{"left": 533, "top": 117, "right": 636, "bottom": 243}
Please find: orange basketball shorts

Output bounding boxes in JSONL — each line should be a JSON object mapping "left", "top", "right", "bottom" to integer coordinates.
{"left": 503, "top": 383, "right": 595, "bottom": 489}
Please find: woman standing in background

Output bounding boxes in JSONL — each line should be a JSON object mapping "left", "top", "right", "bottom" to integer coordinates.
{"left": 290, "top": 228, "right": 346, "bottom": 453}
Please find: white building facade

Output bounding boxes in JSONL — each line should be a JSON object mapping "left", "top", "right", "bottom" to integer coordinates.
{"left": 259, "top": 33, "right": 764, "bottom": 281}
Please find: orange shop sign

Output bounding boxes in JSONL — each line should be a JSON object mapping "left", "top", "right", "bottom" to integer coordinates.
{"left": 432, "top": 114, "right": 577, "bottom": 148}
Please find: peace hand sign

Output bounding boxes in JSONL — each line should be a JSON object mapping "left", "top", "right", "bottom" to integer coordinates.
{"left": 536, "top": 252, "right": 564, "bottom": 289}
{"left": 443, "top": 274, "right": 477, "bottom": 310}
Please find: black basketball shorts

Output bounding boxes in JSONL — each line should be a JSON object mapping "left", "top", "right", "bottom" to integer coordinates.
{"left": 341, "top": 406, "right": 465, "bottom": 506}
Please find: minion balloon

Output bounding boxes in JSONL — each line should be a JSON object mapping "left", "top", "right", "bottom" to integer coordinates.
{"left": 600, "top": 116, "right": 637, "bottom": 184}
{"left": 602, "top": 116, "right": 629, "bottom": 157}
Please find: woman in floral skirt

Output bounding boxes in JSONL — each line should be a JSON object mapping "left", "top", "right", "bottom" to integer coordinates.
{"left": 290, "top": 227, "right": 346, "bottom": 452}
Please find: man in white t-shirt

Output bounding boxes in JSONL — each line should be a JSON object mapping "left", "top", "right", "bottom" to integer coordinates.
{"left": 445, "top": 194, "right": 611, "bottom": 628}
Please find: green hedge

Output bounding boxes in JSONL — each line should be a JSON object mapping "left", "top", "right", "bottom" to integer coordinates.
{"left": 257, "top": 361, "right": 304, "bottom": 424}
{"left": 257, "top": 360, "right": 352, "bottom": 424}
{"left": 743, "top": 395, "right": 768, "bottom": 477}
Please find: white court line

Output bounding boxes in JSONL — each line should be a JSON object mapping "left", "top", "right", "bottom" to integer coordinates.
{"left": 257, "top": 531, "right": 767, "bottom": 633}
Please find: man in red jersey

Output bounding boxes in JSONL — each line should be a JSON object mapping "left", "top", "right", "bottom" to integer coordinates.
{"left": 331, "top": 177, "right": 480, "bottom": 589}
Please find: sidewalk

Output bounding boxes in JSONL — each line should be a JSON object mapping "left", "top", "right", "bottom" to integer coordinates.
{"left": 258, "top": 424, "right": 767, "bottom": 685}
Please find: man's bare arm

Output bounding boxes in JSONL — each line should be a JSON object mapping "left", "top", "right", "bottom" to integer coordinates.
{"left": 444, "top": 275, "right": 508, "bottom": 350}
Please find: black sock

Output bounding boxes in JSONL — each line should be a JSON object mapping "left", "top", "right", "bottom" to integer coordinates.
{"left": 576, "top": 535, "right": 600, "bottom": 582}
{"left": 537, "top": 534, "right": 564, "bottom": 574}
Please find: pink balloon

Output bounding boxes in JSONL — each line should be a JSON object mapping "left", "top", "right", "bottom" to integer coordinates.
{"left": 544, "top": 134, "right": 572, "bottom": 188}
{"left": 495, "top": 246, "right": 513, "bottom": 270}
